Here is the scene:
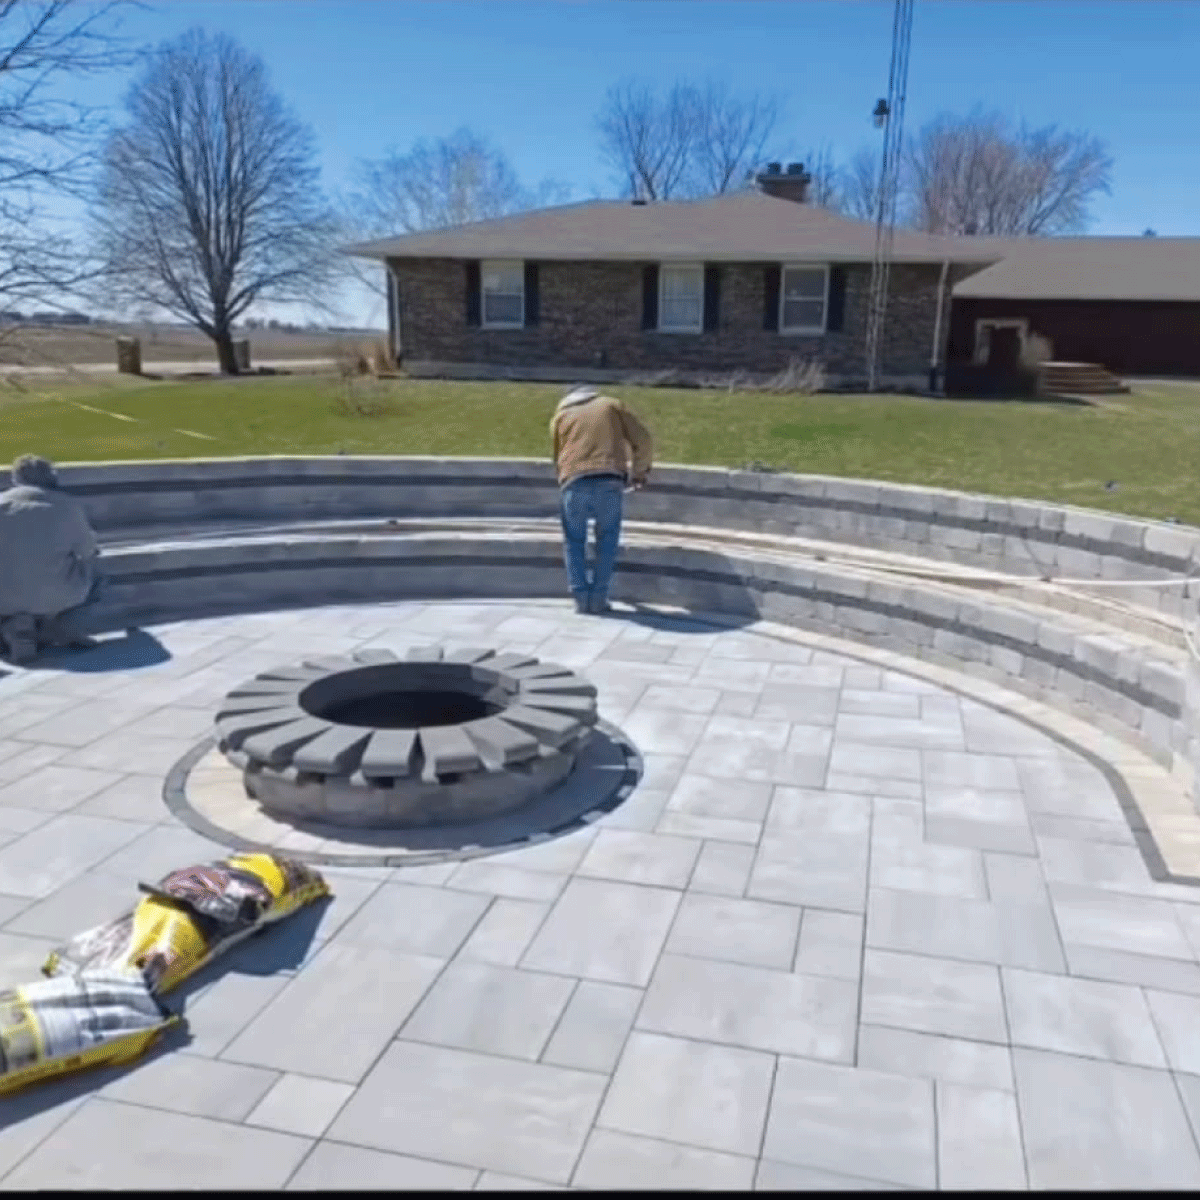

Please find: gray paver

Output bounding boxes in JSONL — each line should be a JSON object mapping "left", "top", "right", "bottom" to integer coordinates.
{"left": 457, "top": 897, "right": 551, "bottom": 966}
{"left": 0, "top": 763, "right": 122, "bottom": 813}
{"left": 326, "top": 1040, "right": 605, "bottom": 1183}
{"left": 3, "top": 869, "right": 136, "bottom": 938}
{"left": 754, "top": 1159, "right": 906, "bottom": 1190}
{"left": 72, "top": 771, "right": 172, "bottom": 824}
{"left": 1002, "top": 966, "right": 1166, "bottom": 1067}
{"left": 1050, "top": 883, "right": 1192, "bottom": 958}
{"left": 597, "top": 1030, "right": 774, "bottom": 1156}
{"left": 687, "top": 839, "right": 755, "bottom": 896}
{"left": 541, "top": 980, "right": 642, "bottom": 1074}
{"left": 936, "top": 1082, "right": 1027, "bottom": 1189}
{"left": 521, "top": 877, "right": 680, "bottom": 987}
{"left": 576, "top": 828, "right": 701, "bottom": 888}
{"left": 862, "top": 948, "right": 1007, "bottom": 1042}
{"left": 337, "top": 881, "right": 490, "bottom": 955}
{"left": 668, "top": 772, "right": 774, "bottom": 822}
{"left": 637, "top": 952, "right": 857, "bottom": 1061}
{"left": 794, "top": 908, "right": 863, "bottom": 980}
{"left": 573, "top": 1128, "right": 755, "bottom": 1190}
{"left": 1143, "top": 989, "right": 1200, "bottom": 1073}
{"left": 869, "top": 840, "right": 989, "bottom": 899}
{"left": 1064, "top": 942, "right": 1200, "bottom": 995}
{"left": 222, "top": 944, "right": 444, "bottom": 1082}
{"left": 247, "top": 1074, "right": 356, "bottom": 1137}
{"left": 100, "top": 1051, "right": 280, "bottom": 1120}
{"left": 762, "top": 1057, "right": 936, "bottom": 1189}
{"left": 401, "top": 960, "right": 575, "bottom": 1060}
{"left": 1013, "top": 1046, "right": 1200, "bottom": 1188}
{"left": 0, "top": 814, "right": 145, "bottom": 898}
{"left": 285, "top": 1141, "right": 478, "bottom": 1190}
{"left": 748, "top": 831, "right": 869, "bottom": 912}
{"left": 665, "top": 892, "right": 800, "bottom": 969}
{"left": 447, "top": 861, "right": 568, "bottom": 902}
{"left": 856, "top": 1025, "right": 1014, "bottom": 1091}
{"left": 766, "top": 787, "right": 870, "bottom": 835}
{"left": 3, "top": 1099, "right": 311, "bottom": 1190}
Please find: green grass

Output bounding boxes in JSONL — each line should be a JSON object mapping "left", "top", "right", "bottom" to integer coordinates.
{"left": 2, "top": 373, "right": 1198, "bottom": 525}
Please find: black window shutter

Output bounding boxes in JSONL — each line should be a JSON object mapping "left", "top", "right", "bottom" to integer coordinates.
{"left": 827, "top": 266, "right": 847, "bottom": 332}
{"left": 523, "top": 261, "right": 540, "bottom": 326}
{"left": 465, "top": 260, "right": 481, "bottom": 326}
{"left": 641, "top": 264, "right": 659, "bottom": 330}
{"left": 763, "top": 265, "right": 781, "bottom": 331}
{"left": 703, "top": 265, "right": 721, "bottom": 332}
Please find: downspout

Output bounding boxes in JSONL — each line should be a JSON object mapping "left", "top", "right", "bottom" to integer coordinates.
{"left": 929, "top": 259, "right": 950, "bottom": 393}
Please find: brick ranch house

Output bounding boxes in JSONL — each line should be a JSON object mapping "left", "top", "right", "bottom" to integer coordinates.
{"left": 347, "top": 175, "right": 1003, "bottom": 391}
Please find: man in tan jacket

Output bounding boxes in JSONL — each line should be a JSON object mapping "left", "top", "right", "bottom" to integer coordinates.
{"left": 550, "top": 385, "right": 653, "bottom": 614}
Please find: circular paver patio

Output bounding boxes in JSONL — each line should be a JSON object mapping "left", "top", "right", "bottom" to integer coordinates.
{"left": 0, "top": 599, "right": 1199, "bottom": 1189}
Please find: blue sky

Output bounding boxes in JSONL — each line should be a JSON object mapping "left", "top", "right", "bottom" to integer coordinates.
{"left": 68, "top": 0, "right": 1200, "bottom": 323}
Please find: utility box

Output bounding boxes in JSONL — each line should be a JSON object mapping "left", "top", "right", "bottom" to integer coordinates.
{"left": 115, "top": 337, "right": 142, "bottom": 376}
{"left": 233, "top": 339, "right": 251, "bottom": 372}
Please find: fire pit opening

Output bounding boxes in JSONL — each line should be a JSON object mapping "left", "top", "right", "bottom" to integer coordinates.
{"left": 316, "top": 689, "right": 500, "bottom": 729}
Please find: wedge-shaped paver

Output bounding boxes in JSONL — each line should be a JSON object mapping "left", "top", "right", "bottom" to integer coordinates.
{"left": 359, "top": 727, "right": 418, "bottom": 777}
{"left": 857, "top": 1024, "right": 1014, "bottom": 1091}
{"left": 286, "top": 1141, "right": 477, "bottom": 1190}
{"left": 521, "top": 877, "right": 680, "bottom": 987}
{"left": 441, "top": 646, "right": 496, "bottom": 664}
{"left": 598, "top": 1031, "right": 774, "bottom": 1157}
{"left": 500, "top": 704, "right": 578, "bottom": 748}
{"left": 862, "top": 948, "right": 1007, "bottom": 1042}
{"left": 665, "top": 892, "right": 800, "bottom": 969}
{"left": 936, "top": 1083, "right": 1027, "bottom": 1189}
{"left": 351, "top": 647, "right": 399, "bottom": 664}
{"left": 326, "top": 1040, "right": 605, "bottom": 1183}
{"left": 216, "top": 705, "right": 304, "bottom": 749}
{"left": 3, "top": 1099, "right": 310, "bottom": 1190}
{"left": 222, "top": 944, "right": 443, "bottom": 1082}
{"left": 519, "top": 676, "right": 596, "bottom": 697}
{"left": 290, "top": 725, "right": 372, "bottom": 774}
{"left": 401, "top": 960, "right": 574, "bottom": 1060}
{"left": 419, "top": 723, "right": 483, "bottom": 776}
{"left": 463, "top": 716, "right": 538, "bottom": 765}
{"left": 1002, "top": 966, "right": 1166, "bottom": 1067}
{"left": 762, "top": 1057, "right": 936, "bottom": 1189}
{"left": 1014, "top": 1046, "right": 1200, "bottom": 1188}
{"left": 637, "top": 952, "right": 857, "bottom": 1061}
{"left": 241, "top": 716, "right": 332, "bottom": 766}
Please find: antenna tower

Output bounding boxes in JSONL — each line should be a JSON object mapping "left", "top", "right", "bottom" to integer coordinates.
{"left": 864, "top": 0, "right": 915, "bottom": 392}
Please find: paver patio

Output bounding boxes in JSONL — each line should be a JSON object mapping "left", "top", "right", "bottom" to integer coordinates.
{"left": 2, "top": 598, "right": 1200, "bottom": 1189}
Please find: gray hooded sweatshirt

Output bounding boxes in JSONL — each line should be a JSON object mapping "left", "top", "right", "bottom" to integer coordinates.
{"left": 0, "top": 483, "right": 98, "bottom": 617}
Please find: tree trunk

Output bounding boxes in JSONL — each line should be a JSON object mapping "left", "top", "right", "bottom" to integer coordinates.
{"left": 212, "top": 326, "right": 239, "bottom": 375}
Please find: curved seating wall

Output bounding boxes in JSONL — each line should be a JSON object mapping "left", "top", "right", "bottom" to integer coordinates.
{"left": 13, "top": 456, "right": 1198, "bottom": 805}
{"left": 24, "top": 456, "right": 1200, "bottom": 622}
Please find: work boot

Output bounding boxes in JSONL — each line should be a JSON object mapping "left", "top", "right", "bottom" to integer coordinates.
{"left": 0, "top": 614, "right": 38, "bottom": 664}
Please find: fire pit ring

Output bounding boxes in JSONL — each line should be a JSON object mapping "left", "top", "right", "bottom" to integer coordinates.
{"left": 214, "top": 646, "right": 598, "bottom": 829}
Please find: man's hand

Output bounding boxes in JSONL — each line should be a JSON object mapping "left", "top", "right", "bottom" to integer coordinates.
{"left": 629, "top": 475, "right": 648, "bottom": 492}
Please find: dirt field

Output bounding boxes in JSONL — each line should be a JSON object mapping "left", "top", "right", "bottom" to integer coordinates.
{"left": 0, "top": 322, "right": 380, "bottom": 368}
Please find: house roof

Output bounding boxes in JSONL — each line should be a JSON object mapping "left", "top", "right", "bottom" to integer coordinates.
{"left": 951, "top": 235, "right": 1200, "bottom": 302}
{"left": 344, "top": 191, "right": 1000, "bottom": 266}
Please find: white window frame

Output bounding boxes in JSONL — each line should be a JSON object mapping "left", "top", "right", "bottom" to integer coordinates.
{"left": 779, "top": 263, "right": 830, "bottom": 336}
{"left": 481, "top": 259, "right": 525, "bottom": 330}
{"left": 657, "top": 262, "right": 705, "bottom": 334}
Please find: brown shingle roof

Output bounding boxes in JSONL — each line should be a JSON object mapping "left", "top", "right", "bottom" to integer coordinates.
{"left": 951, "top": 235, "right": 1200, "bottom": 302}
{"left": 344, "top": 191, "right": 999, "bottom": 265}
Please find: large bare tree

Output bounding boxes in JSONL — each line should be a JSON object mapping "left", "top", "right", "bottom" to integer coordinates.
{"left": 94, "top": 28, "right": 337, "bottom": 373}
{"left": 0, "top": 0, "right": 133, "bottom": 346}
{"left": 343, "top": 127, "right": 567, "bottom": 299}
{"left": 904, "top": 109, "right": 1113, "bottom": 235}
{"left": 596, "top": 77, "right": 783, "bottom": 200}
{"left": 838, "top": 147, "right": 883, "bottom": 221}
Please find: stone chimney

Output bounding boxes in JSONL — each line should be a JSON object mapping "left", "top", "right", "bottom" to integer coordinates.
{"left": 755, "top": 161, "right": 811, "bottom": 204}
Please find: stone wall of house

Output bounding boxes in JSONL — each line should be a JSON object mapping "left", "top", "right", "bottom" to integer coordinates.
{"left": 391, "top": 258, "right": 949, "bottom": 381}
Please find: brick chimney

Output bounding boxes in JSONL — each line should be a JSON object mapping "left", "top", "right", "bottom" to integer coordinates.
{"left": 755, "top": 161, "right": 811, "bottom": 204}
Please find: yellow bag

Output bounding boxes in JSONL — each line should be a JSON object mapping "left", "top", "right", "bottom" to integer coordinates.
{"left": 0, "top": 969, "right": 179, "bottom": 1097}
{"left": 43, "top": 853, "right": 330, "bottom": 995}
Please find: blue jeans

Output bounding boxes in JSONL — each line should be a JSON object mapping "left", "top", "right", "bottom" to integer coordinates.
{"left": 559, "top": 475, "right": 624, "bottom": 611}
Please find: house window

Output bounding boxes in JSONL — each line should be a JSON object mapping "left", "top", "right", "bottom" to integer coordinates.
{"left": 481, "top": 260, "right": 525, "bottom": 328}
{"left": 780, "top": 265, "right": 829, "bottom": 334}
{"left": 658, "top": 264, "right": 704, "bottom": 332}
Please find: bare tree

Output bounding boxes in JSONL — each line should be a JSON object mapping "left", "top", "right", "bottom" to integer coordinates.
{"left": 342, "top": 127, "right": 568, "bottom": 298}
{"left": 838, "top": 147, "right": 882, "bottom": 221}
{"left": 802, "top": 145, "right": 842, "bottom": 210}
{"left": 94, "top": 28, "right": 337, "bottom": 374}
{"left": 596, "top": 77, "right": 782, "bottom": 200}
{"left": 904, "top": 109, "right": 1113, "bottom": 235}
{"left": 0, "top": 1, "right": 134, "bottom": 359}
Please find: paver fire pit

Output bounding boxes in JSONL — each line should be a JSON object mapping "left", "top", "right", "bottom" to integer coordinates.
{"left": 214, "top": 646, "right": 598, "bottom": 828}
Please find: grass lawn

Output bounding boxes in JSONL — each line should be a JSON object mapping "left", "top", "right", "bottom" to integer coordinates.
{"left": 2, "top": 373, "right": 1198, "bottom": 525}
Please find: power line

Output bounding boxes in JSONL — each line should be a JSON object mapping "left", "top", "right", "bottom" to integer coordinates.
{"left": 864, "top": 0, "right": 915, "bottom": 393}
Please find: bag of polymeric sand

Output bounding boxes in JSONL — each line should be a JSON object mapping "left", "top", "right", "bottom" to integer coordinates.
{"left": 42, "top": 852, "right": 330, "bottom": 994}
{"left": 0, "top": 968, "right": 179, "bottom": 1096}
